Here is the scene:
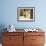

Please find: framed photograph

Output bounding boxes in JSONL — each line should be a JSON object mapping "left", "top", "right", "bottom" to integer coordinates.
{"left": 17, "top": 7, "right": 35, "bottom": 22}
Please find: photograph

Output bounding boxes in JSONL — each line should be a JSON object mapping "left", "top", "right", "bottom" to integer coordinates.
{"left": 17, "top": 7, "right": 35, "bottom": 22}
{"left": 0, "top": 0, "right": 45, "bottom": 46}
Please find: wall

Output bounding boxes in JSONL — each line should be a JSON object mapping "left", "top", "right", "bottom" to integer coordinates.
{"left": 0, "top": 0, "right": 46, "bottom": 30}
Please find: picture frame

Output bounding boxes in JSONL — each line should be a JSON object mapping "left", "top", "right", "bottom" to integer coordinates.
{"left": 17, "top": 7, "right": 35, "bottom": 22}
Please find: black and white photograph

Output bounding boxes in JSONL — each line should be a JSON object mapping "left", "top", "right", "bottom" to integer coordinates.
{"left": 17, "top": 7, "right": 35, "bottom": 22}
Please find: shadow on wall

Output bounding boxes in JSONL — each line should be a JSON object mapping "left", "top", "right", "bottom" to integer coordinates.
{"left": 0, "top": 24, "right": 7, "bottom": 43}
